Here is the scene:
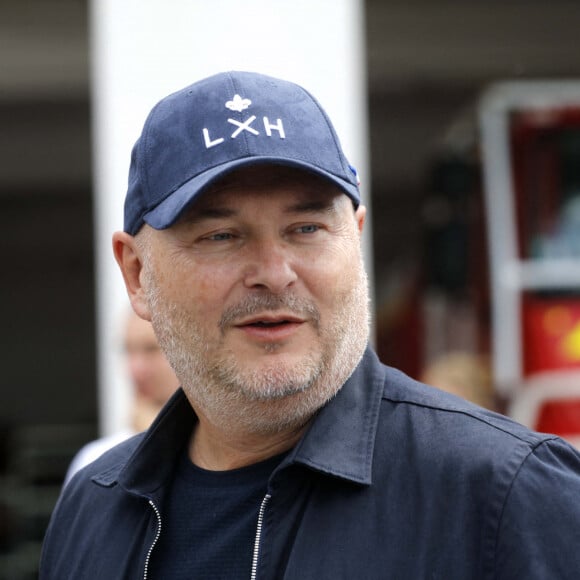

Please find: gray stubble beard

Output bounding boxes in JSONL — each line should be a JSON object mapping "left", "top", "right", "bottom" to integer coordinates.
{"left": 142, "top": 256, "right": 370, "bottom": 436}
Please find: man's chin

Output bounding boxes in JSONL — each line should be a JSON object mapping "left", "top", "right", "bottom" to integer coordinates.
{"left": 218, "top": 356, "right": 321, "bottom": 400}
{"left": 227, "top": 343, "right": 314, "bottom": 367}
{"left": 246, "top": 377, "right": 316, "bottom": 401}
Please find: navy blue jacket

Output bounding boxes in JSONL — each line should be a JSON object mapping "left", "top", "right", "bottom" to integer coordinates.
{"left": 40, "top": 348, "right": 580, "bottom": 579}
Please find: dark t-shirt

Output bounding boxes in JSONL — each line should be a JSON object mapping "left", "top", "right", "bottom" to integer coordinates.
{"left": 148, "top": 449, "right": 285, "bottom": 579}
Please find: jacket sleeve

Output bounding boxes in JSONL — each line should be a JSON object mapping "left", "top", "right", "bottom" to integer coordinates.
{"left": 39, "top": 482, "right": 77, "bottom": 579}
{"left": 495, "top": 437, "right": 580, "bottom": 578}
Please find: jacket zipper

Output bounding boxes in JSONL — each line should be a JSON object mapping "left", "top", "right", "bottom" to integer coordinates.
{"left": 144, "top": 499, "right": 162, "bottom": 580}
{"left": 250, "top": 493, "right": 271, "bottom": 580}
{"left": 144, "top": 493, "right": 270, "bottom": 580}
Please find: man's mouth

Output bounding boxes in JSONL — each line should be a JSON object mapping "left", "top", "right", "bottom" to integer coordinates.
{"left": 237, "top": 314, "right": 304, "bottom": 328}
{"left": 220, "top": 296, "right": 320, "bottom": 333}
{"left": 246, "top": 319, "right": 292, "bottom": 328}
{"left": 232, "top": 314, "right": 306, "bottom": 343}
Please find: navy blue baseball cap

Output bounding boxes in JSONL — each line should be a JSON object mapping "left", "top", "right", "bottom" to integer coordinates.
{"left": 124, "top": 71, "right": 361, "bottom": 234}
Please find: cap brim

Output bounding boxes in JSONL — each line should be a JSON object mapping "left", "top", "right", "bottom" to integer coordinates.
{"left": 142, "top": 157, "right": 360, "bottom": 231}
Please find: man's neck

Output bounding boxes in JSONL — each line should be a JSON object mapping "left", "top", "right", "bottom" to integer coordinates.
{"left": 187, "top": 413, "right": 307, "bottom": 471}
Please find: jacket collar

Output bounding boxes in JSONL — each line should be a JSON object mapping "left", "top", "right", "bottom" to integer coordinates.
{"left": 96, "top": 346, "right": 385, "bottom": 495}
{"left": 288, "top": 347, "right": 385, "bottom": 485}
{"left": 95, "top": 389, "right": 196, "bottom": 497}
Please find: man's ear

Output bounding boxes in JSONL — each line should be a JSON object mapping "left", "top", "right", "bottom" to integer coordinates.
{"left": 355, "top": 205, "right": 366, "bottom": 234}
{"left": 112, "top": 231, "right": 152, "bottom": 321}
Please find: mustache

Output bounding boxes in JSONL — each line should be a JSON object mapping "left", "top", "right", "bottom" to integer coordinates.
{"left": 219, "top": 293, "right": 320, "bottom": 331}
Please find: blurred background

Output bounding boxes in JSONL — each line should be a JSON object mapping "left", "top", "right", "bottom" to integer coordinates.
{"left": 2, "top": 0, "right": 580, "bottom": 577}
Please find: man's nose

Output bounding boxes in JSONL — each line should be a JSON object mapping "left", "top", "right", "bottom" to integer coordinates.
{"left": 242, "top": 239, "right": 298, "bottom": 294}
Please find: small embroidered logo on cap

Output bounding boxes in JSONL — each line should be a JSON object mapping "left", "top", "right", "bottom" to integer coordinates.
{"left": 202, "top": 94, "right": 286, "bottom": 149}
{"left": 226, "top": 95, "right": 251, "bottom": 112}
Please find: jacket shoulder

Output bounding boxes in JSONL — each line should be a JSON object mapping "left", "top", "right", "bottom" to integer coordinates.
{"left": 380, "top": 364, "right": 551, "bottom": 447}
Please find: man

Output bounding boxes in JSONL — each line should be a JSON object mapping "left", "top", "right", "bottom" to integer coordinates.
{"left": 64, "top": 310, "right": 180, "bottom": 485}
{"left": 41, "top": 71, "right": 580, "bottom": 579}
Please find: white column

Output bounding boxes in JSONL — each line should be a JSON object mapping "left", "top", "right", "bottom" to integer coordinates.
{"left": 90, "top": 0, "right": 372, "bottom": 435}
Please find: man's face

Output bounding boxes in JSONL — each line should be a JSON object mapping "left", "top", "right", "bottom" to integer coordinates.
{"left": 139, "top": 167, "right": 369, "bottom": 433}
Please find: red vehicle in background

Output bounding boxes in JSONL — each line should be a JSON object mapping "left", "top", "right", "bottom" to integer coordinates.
{"left": 374, "top": 81, "right": 580, "bottom": 445}
{"left": 480, "top": 82, "right": 580, "bottom": 446}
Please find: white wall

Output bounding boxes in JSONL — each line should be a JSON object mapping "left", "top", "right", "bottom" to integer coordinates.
{"left": 90, "top": 0, "right": 371, "bottom": 435}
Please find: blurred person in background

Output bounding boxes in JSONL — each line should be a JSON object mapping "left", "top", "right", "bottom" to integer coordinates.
{"left": 420, "top": 350, "right": 496, "bottom": 410}
{"left": 64, "top": 310, "right": 179, "bottom": 485}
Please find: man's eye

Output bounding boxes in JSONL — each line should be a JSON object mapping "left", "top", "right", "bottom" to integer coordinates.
{"left": 206, "top": 232, "right": 233, "bottom": 241}
{"left": 297, "top": 224, "right": 319, "bottom": 234}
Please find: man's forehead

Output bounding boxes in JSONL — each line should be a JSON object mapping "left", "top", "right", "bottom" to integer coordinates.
{"left": 185, "top": 165, "right": 345, "bottom": 214}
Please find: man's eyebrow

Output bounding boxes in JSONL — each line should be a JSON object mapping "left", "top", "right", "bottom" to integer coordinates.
{"left": 285, "top": 197, "right": 337, "bottom": 214}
